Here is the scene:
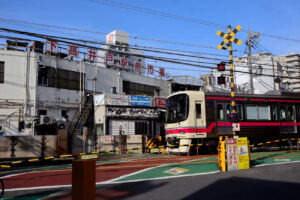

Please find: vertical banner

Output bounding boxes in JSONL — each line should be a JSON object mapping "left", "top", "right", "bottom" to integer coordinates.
{"left": 87, "top": 48, "right": 97, "bottom": 61}
{"left": 226, "top": 138, "right": 239, "bottom": 171}
{"left": 45, "top": 39, "right": 58, "bottom": 53}
{"left": 106, "top": 53, "right": 114, "bottom": 65}
{"left": 159, "top": 67, "right": 165, "bottom": 76}
{"left": 134, "top": 61, "right": 142, "bottom": 72}
{"left": 120, "top": 57, "right": 129, "bottom": 69}
{"left": 68, "top": 45, "right": 79, "bottom": 57}
{"left": 147, "top": 64, "right": 154, "bottom": 74}
{"left": 237, "top": 137, "right": 250, "bottom": 170}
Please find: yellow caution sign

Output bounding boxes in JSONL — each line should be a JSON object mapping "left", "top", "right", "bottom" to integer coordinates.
{"left": 237, "top": 137, "right": 250, "bottom": 170}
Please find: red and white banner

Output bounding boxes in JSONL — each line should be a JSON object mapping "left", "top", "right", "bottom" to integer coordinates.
{"left": 87, "top": 48, "right": 97, "bottom": 61}
{"left": 159, "top": 67, "right": 165, "bottom": 76}
{"left": 226, "top": 138, "right": 239, "bottom": 171}
{"left": 120, "top": 57, "right": 129, "bottom": 69}
{"left": 135, "top": 61, "right": 142, "bottom": 72}
{"left": 106, "top": 53, "right": 114, "bottom": 65}
{"left": 68, "top": 45, "right": 79, "bottom": 57}
{"left": 154, "top": 98, "right": 166, "bottom": 108}
{"left": 147, "top": 64, "right": 154, "bottom": 74}
{"left": 45, "top": 39, "right": 58, "bottom": 53}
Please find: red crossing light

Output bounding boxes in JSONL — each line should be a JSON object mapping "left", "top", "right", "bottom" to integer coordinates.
{"left": 217, "top": 62, "right": 226, "bottom": 71}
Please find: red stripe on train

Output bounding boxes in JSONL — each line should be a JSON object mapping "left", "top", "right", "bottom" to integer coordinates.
{"left": 166, "top": 122, "right": 300, "bottom": 134}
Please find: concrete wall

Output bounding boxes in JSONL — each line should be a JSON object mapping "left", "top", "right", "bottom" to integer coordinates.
{"left": 0, "top": 135, "right": 59, "bottom": 158}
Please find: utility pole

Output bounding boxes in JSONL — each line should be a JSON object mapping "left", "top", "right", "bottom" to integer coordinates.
{"left": 248, "top": 26, "right": 254, "bottom": 94}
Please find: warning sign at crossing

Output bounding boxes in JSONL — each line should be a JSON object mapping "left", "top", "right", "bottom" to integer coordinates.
{"left": 226, "top": 138, "right": 239, "bottom": 171}
{"left": 237, "top": 137, "right": 250, "bottom": 170}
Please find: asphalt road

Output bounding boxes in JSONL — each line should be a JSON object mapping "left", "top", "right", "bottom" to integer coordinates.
{"left": 3, "top": 162, "right": 300, "bottom": 200}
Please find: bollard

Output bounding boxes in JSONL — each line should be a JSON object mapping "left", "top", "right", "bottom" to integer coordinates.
{"left": 72, "top": 160, "right": 96, "bottom": 200}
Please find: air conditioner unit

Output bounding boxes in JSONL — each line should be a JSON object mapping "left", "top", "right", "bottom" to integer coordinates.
{"left": 40, "top": 115, "right": 51, "bottom": 124}
{"left": 57, "top": 121, "right": 69, "bottom": 130}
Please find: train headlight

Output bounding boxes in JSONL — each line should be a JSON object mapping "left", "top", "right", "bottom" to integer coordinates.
{"left": 180, "top": 131, "right": 185, "bottom": 134}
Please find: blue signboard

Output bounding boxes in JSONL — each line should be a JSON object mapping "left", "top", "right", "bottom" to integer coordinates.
{"left": 130, "top": 96, "right": 151, "bottom": 106}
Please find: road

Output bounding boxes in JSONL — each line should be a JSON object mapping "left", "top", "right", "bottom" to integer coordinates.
{"left": 1, "top": 151, "right": 300, "bottom": 199}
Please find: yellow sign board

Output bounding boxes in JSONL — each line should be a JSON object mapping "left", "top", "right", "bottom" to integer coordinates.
{"left": 237, "top": 137, "right": 250, "bottom": 170}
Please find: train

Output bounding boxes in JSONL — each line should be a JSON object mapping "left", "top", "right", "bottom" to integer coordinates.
{"left": 165, "top": 90, "right": 300, "bottom": 153}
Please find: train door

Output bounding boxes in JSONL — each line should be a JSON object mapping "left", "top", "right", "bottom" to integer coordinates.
{"left": 216, "top": 103, "right": 231, "bottom": 135}
{"left": 280, "top": 105, "right": 297, "bottom": 134}
{"left": 195, "top": 101, "right": 204, "bottom": 132}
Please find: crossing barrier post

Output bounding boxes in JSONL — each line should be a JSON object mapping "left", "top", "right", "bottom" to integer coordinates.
{"left": 72, "top": 159, "right": 95, "bottom": 200}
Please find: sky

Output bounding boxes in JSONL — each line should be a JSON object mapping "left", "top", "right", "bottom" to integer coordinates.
{"left": 0, "top": 0, "right": 300, "bottom": 78}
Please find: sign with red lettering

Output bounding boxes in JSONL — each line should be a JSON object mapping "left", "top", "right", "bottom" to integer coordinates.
{"left": 106, "top": 53, "right": 114, "bottom": 65}
{"left": 226, "top": 138, "right": 239, "bottom": 171}
{"left": 159, "top": 67, "right": 165, "bottom": 76}
{"left": 120, "top": 57, "right": 129, "bottom": 69}
{"left": 135, "top": 61, "right": 142, "bottom": 72}
{"left": 45, "top": 39, "right": 58, "bottom": 53}
{"left": 147, "top": 64, "right": 154, "bottom": 74}
{"left": 68, "top": 45, "right": 79, "bottom": 57}
{"left": 155, "top": 98, "right": 166, "bottom": 108}
{"left": 87, "top": 48, "right": 97, "bottom": 61}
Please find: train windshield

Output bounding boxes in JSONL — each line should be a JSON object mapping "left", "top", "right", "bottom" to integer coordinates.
{"left": 166, "top": 94, "right": 189, "bottom": 123}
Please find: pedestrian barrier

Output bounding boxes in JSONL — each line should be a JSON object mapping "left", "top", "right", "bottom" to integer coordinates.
{"left": 0, "top": 137, "right": 299, "bottom": 169}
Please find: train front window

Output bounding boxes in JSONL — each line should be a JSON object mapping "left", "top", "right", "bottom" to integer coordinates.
{"left": 166, "top": 94, "right": 189, "bottom": 123}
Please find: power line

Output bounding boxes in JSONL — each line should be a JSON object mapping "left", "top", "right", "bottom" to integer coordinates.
{"left": 0, "top": 17, "right": 238, "bottom": 53}
{"left": 89, "top": 0, "right": 300, "bottom": 43}
{"left": 1, "top": 27, "right": 300, "bottom": 80}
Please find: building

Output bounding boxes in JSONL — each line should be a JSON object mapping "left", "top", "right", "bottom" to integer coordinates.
{"left": 0, "top": 30, "right": 169, "bottom": 138}
{"left": 274, "top": 53, "right": 300, "bottom": 92}
{"left": 234, "top": 53, "right": 276, "bottom": 94}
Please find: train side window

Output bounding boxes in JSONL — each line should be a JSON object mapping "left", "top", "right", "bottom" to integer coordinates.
{"left": 246, "top": 106, "right": 257, "bottom": 120}
{"left": 272, "top": 106, "right": 278, "bottom": 121}
{"left": 226, "top": 104, "right": 230, "bottom": 115}
{"left": 287, "top": 106, "right": 294, "bottom": 121}
{"left": 297, "top": 107, "right": 300, "bottom": 121}
{"left": 217, "top": 104, "right": 224, "bottom": 121}
{"left": 280, "top": 106, "right": 286, "bottom": 120}
{"left": 237, "top": 104, "right": 243, "bottom": 120}
{"left": 196, "top": 103, "right": 201, "bottom": 119}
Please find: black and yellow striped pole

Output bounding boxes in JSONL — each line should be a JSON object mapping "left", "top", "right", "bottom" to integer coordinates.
{"left": 217, "top": 25, "right": 242, "bottom": 136}
{"left": 228, "top": 25, "right": 236, "bottom": 135}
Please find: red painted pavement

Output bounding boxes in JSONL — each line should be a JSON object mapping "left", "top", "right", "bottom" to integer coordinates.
{"left": 3, "top": 155, "right": 213, "bottom": 190}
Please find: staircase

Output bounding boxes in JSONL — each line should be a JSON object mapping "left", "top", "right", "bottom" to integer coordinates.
{"left": 69, "top": 94, "right": 93, "bottom": 136}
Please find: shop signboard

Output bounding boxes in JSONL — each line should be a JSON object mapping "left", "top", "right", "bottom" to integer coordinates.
{"left": 154, "top": 98, "right": 166, "bottom": 108}
{"left": 107, "top": 107, "right": 158, "bottom": 118}
{"left": 106, "top": 94, "right": 129, "bottom": 106}
{"left": 237, "top": 137, "right": 250, "bottom": 170}
{"left": 99, "top": 135, "right": 114, "bottom": 144}
{"left": 130, "top": 96, "right": 151, "bottom": 106}
{"left": 226, "top": 138, "right": 239, "bottom": 171}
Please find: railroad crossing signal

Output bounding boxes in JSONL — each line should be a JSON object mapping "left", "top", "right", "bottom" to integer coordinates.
{"left": 217, "top": 25, "right": 242, "bottom": 50}
{"left": 216, "top": 25, "right": 243, "bottom": 136}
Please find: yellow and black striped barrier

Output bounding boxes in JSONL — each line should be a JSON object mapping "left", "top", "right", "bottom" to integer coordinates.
{"left": 1, "top": 137, "right": 299, "bottom": 169}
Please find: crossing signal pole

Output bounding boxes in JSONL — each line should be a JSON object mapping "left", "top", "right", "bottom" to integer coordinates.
{"left": 216, "top": 25, "right": 243, "bottom": 136}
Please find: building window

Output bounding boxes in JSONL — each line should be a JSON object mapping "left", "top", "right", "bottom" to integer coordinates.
{"left": 38, "top": 65, "right": 83, "bottom": 91}
{"left": 38, "top": 110, "right": 47, "bottom": 116}
{"left": 0, "top": 61, "right": 5, "bottom": 84}
{"left": 38, "top": 65, "right": 49, "bottom": 86}
{"left": 123, "top": 81, "right": 155, "bottom": 96}
{"left": 61, "top": 110, "right": 68, "bottom": 121}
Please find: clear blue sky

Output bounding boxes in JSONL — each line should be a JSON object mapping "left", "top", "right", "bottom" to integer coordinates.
{"left": 1, "top": 0, "right": 300, "bottom": 77}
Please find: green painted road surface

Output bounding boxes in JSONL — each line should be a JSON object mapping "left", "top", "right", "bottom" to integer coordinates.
{"left": 112, "top": 151, "right": 300, "bottom": 183}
